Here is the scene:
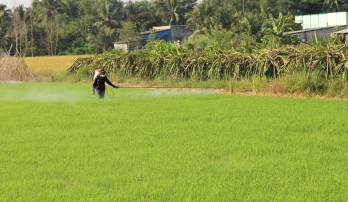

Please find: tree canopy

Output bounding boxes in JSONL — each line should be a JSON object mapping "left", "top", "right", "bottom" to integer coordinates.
{"left": 0, "top": 0, "right": 347, "bottom": 56}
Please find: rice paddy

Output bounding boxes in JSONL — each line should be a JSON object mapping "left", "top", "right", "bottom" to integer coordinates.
{"left": 1, "top": 82, "right": 348, "bottom": 201}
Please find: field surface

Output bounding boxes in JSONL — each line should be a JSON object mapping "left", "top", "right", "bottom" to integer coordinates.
{"left": 25, "top": 55, "right": 90, "bottom": 81}
{"left": 1, "top": 83, "right": 348, "bottom": 201}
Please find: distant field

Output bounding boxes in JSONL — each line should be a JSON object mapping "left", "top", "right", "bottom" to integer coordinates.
{"left": 25, "top": 55, "right": 91, "bottom": 80}
{"left": 1, "top": 83, "right": 348, "bottom": 201}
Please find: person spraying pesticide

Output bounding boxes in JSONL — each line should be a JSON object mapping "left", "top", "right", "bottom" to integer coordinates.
{"left": 92, "top": 68, "right": 118, "bottom": 99}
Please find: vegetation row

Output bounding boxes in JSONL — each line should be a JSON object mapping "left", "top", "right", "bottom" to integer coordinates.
{"left": 67, "top": 39, "right": 348, "bottom": 97}
{"left": 68, "top": 40, "right": 348, "bottom": 80}
{"left": 1, "top": 0, "right": 348, "bottom": 56}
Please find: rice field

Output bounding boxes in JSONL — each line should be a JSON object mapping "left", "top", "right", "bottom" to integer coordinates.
{"left": 25, "top": 55, "right": 90, "bottom": 80}
{"left": 1, "top": 82, "right": 348, "bottom": 201}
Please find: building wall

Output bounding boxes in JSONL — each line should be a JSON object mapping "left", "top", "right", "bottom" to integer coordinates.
{"left": 287, "top": 26, "right": 345, "bottom": 43}
{"left": 295, "top": 12, "right": 347, "bottom": 29}
{"left": 170, "top": 26, "right": 193, "bottom": 43}
{"left": 114, "top": 43, "right": 128, "bottom": 51}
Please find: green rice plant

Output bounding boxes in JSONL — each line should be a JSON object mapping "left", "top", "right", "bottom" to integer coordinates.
{"left": 2, "top": 83, "right": 348, "bottom": 201}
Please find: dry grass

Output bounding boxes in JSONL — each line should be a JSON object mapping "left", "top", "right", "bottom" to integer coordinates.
{"left": 25, "top": 55, "right": 91, "bottom": 81}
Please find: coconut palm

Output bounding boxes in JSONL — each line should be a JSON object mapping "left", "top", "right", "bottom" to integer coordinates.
{"left": 33, "top": 0, "right": 64, "bottom": 55}
{"left": 25, "top": 7, "right": 39, "bottom": 56}
{"left": 12, "top": 5, "right": 27, "bottom": 53}
{"left": 123, "top": 1, "right": 159, "bottom": 31}
{"left": 323, "top": 0, "right": 346, "bottom": 12}
{"left": 187, "top": 0, "right": 255, "bottom": 31}
{"left": 154, "top": 0, "right": 197, "bottom": 25}
{"left": 324, "top": 0, "right": 339, "bottom": 9}
{"left": 154, "top": 0, "right": 180, "bottom": 25}
{"left": 88, "top": 0, "right": 123, "bottom": 51}
{"left": 60, "top": 0, "right": 79, "bottom": 19}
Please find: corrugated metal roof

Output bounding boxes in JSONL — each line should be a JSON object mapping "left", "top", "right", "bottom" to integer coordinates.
{"left": 333, "top": 29, "right": 348, "bottom": 34}
{"left": 284, "top": 26, "right": 341, "bottom": 34}
{"left": 153, "top": 26, "right": 171, "bottom": 31}
{"left": 141, "top": 29, "right": 171, "bottom": 40}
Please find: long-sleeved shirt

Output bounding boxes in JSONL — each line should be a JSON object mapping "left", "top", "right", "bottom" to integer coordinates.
{"left": 93, "top": 75, "right": 116, "bottom": 89}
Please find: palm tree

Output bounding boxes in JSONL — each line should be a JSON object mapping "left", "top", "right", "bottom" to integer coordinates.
{"left": 60, "top": 0, "right": 79, "bottom": 19}
{"left": 89, "top": 0, "right": 123, "bottom": 51}
{"left": 155, "top": 0, "right": 180, "bottom": 25}
{"left": 187, "top": 0, "right": 239, "bottom": 31}
{"left": 323, "top": 0, "right": 344, "bottom": 12}
{"left": 190, "top": 0, "right": 217, "bottom": 30}
{"left": 177, "top": 0, "right": 197, "bottom": 24}
{"left": 123, "top": 1, "right": 159, "bottom": 31}
{"left": 12, "top": 5, "right": 27, "bottom": 53}
{"left": 324, "top": 0, "right": 338, "bottom": 8}
{"left": 33, "top": 0, "right": 64, "bottom": 55}
{"left": 185, "top": 4, "right": 202, "bottom": 30}
{"left": 154, "top": 0, "right": 196, "bottom": 25}
{"left": 25, "top": 7, "right": 39, "bottom": 56}
{"left": 281, "top": 0, "right": 306, "bottom": 15}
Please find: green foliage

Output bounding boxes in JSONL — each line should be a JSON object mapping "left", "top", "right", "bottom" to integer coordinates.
{"left": 230, "top": 33, "right": 259, "bottom": 52}
{"left": 285, "top": 72, "right": 327, "bottom": 95}
{"left": 154, "top": 0, "right": 197, "bottom": 25}
{"left": 261, "top": 13, "right": 301, "bottom": 47}
{"left": 261, "top": 34, "right": 300, "bottom": 48}
{"left": 251, "top": 75, "right": 269, "bottom": 93}
{"left": 86, "top": 0, "right": 123, "bottom": 52}
{"left": 3, "top": 0, "right": 348, "bottom": 56}
{"left": 118, "top": 21, "right": 142, "bottom": 44}
{"left": 123, "top": 1, "right": 159, "bottom": 31}
{"left": 67, "top": 38, "right": 348, "bottom": 97}
{"left": 186, "top": 30, "right": 208, "bottom": 50}
{"left": 144, "top": 29, "right": 158, "bottom": 50}
{"left": 0, "top": 4, "right": 11, "bottom": 47}
{"left": 205, "top": 29, "right": 234, "bottom": 51}
{"left": 187, "top": 29, "right": 235, "bottom": 52}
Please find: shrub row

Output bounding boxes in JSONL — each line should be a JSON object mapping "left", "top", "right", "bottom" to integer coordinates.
{"left": 67, "top": 41, "right": 348, "bottom": 83}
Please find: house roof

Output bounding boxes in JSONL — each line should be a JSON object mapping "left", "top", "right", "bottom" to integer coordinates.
{"left": 333, "top": 29, "right": 348, "bottom": 34}
{"left": 141, "top": 26, "right": 171, "bottom": 35}
{"left": 284, "top": 26, "right": 345, "bottom": 34}
{"left": 153, "top": 26, "right": 171, "bottom": 31}
{"left": 141, "top": 29, "right": 171, "bottom": 40}
{"left": 114, "top": 41, "right": 128, "bottom": 44}
{"left": 140, "top": 25, "right": 190, "bottom": 34}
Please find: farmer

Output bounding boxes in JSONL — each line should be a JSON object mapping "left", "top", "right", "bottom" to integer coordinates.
{"left": 92, "top": 68, "right": 118, "bottom": 99}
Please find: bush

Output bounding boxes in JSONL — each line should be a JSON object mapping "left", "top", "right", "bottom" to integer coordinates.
{"left": 66, "top": 40, "right": 348, "bottom": 98}
{"left": 252, "top": 76, "right": 268, "bottom": 93}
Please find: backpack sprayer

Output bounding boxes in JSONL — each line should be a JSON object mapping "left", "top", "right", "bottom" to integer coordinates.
{"left": 94, "top": 68, "right": 106, "bottom": 79}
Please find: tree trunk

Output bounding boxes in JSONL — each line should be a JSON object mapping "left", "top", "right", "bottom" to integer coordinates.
{"left": 30, "top": 12, "right": 34, "bottom": 57}
{"left": 55, "top": 28, "right": 59, "bottom": 55}
{"left": 15, "top": 29, "right": 19, "bottom": 52}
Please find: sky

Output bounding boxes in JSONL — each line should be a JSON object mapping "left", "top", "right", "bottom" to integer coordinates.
{"left": 1, "top": 0, "right": 32, "bottom": 8}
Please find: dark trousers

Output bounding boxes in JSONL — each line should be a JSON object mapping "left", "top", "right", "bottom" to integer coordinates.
{"left": 95, "top": 86, "right": 105, "bottom": 99}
